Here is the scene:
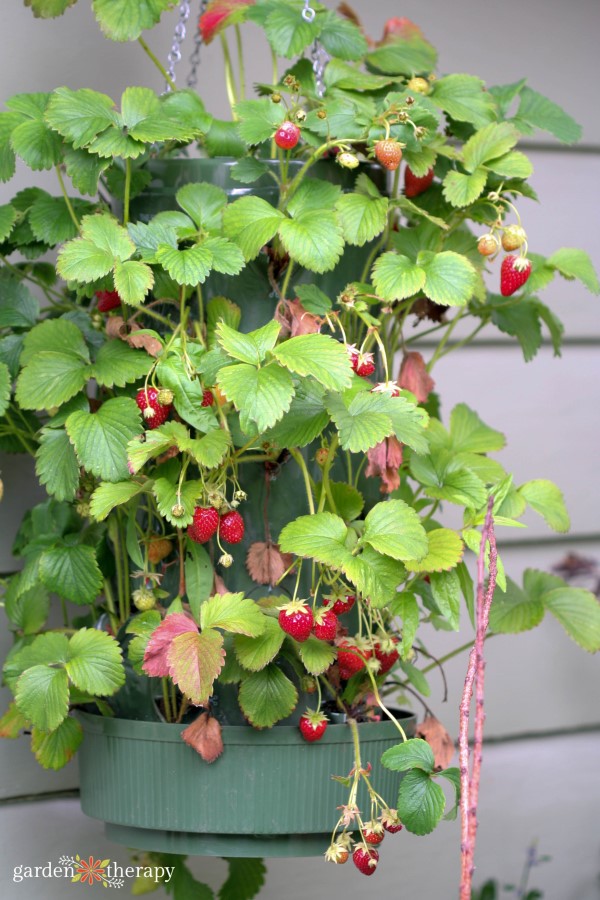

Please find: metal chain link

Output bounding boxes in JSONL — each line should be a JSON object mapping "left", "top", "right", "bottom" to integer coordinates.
{"left": 187, "top": 0, "right": 209, "bottom": 88}
{"left": 165, "top": 1, "right": 191, "bottom": 91}
{"left": 303, "top": 2, "right": 327, "bottom": 98}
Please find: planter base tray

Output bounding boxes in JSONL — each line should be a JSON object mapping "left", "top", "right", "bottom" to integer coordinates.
{"left": 105, "top": 823, "right": 331, "bottom": 858}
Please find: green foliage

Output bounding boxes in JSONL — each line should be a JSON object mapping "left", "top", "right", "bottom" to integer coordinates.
{"left": 238, "top": 665, "right": 298, "bottom": 728}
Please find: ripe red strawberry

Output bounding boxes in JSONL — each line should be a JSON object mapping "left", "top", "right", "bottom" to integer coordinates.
{"left": 352, "top": 844, "right": 379, "bottom": 876}
{"left": 337, "top": 639, "right": 369, "bottom": 680}
{"left": 312, "top": 608, "right": 338, "bottom": 641}
{"left": 188, "top": 506, "right": 219, "bottom": 544}
{"left": 374, "top": 139, "right": 403, "bottom": 171}
{"left": 278, "top": 600, "right": 314, "bottom": 643}
{"left": 351, "top": 351, "right": 376, "bottom": 378}
{"left": 500, "top": 255, "right": 532, "bottom": 296}
{"left": 404, "top": 166, "right": 434, "bottom": 198}
{"left": 201, "top": 389, "right": 214, "bottom": 407}
{"left": 135, "top": 387, "right": 172, "bottom": 429}
{"left": 274, "top": 121, "right": 301, "bottom": 150}
{"left": 381, "top": 810, "right": 403, "bottom": 834}
{"left": 374, "top": 636, "right": 400, "bottom": 675}
{"left": 299, "top": 710, "right": 328, "bottom": 742}
{"left": 324, "top": 593, "right": 355, "bottom": 616}
{"left": 363, "top": 822, "right": 385, "bottom": 845}
{"left": 95, "top": 289, "right": 121, "bottom": 312}
{"left": 219, "top": 510, "right": 245, "bottom": 544}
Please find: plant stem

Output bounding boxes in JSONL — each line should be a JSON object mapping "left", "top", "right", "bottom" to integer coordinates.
{"left": 317, "top": 434, "right": 339, "bottom": 514}
{"left": 280, "top": 259, "right": 294, "bottom": 301}
{"left": 235, "top": 25, "right": 245, "bottom": 100}
{"left": 123, "top": 158, "right": 132, "bottom": 226}
{"left": 162, "top": 678, "right": 173, "bottom": 723}
{"left": 220, "top": 33, "right": 238, "bottom": 116}
{"left": 364, "top": 667, "right": 408, "bottom": 741}
{"left": 289, "top": 448, "right": 315, "bottom": 515}
{"left": 55, "top": 165, "right": 79, "bottom": 230}
{"left": 138, "top": 37, "right": 177, "bottom": 91}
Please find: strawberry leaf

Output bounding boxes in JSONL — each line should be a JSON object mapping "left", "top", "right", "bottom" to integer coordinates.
{"left": 233, "top": 617, "right": 285, "bottom": 672}
{"left": 142, "top": 612, "right": 198, "bottom": 678}
{"left": 15, "top": 665, "right": 69, "bottom": 732}
{"left": 39, "top": 545, "right": 103, "bottom": 606}
{"left": 66, "top": 397, "right": 142, "bottom": 482}
{"left": 65, "top": 628, "right": 125, "bottom": 695}
{"left": 238, "top": 665, "right": 298, "bottom": 727}
{"left": 31, "top": 716, "right": 83, "bottom": 770}
{"left": 167, "top": 628, "right": 225, "bottom": 705}
{"left": 361, "top": 499, "right": 428, "bottom": 562}
{"left": 200, "top": 593, "right": 266, "bottom": 637}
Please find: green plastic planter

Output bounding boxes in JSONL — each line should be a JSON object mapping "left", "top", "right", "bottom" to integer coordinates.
{"left": 77, "top": 710, "right": 416, "bottom": 857}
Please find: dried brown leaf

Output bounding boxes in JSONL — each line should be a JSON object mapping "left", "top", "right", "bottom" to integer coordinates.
{"left": 275, "top": 299, "right": 322, "bottom": 337}
{"left": 246, "top": 541, "right": 294, "bottom": 586}
{"left": 181, "top": 712, "right": 224, "bottom": 763}
{"left": 365, "top": 436, "right": 403, "bottom": 494}
{"left": 127, "top": 329, "right": 163, "bottom": 358}
{"left": 398, "top": 351, "right": 435, "bottom": 404}
{"left": 416, "top": 715, "right": 455, "bottom": 770}
{"left": 106, "top": 316, "right": 128, "bottom": 340}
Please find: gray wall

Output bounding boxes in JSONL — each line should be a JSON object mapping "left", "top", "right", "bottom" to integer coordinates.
{"left": 0, "top": 1, "right": 599, "bottom": 897}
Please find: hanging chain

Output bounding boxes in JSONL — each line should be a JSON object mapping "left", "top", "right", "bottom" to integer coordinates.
{"left": 187, "top": 0, "right": 209, "bottom": 88}
{"left": 165, "top": 1, "right": 191, "bottom": 91}
{"left": 303, "top": 2, "right": 327, "bottom": 98}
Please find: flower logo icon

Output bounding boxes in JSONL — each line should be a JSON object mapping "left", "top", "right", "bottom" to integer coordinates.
{"left": 73, "top": 856, "right": 108, "bottom": 885}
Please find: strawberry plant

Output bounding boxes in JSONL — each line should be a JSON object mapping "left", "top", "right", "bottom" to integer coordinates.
{"left": 0, "top": 0, "right": 599, "bottom": 892}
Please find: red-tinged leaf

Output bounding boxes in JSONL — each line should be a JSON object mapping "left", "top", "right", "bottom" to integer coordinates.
{"left": 166, "top": 628, "right": 225, "bottom": 706}
{"left": 213, "top": 574, "right": 229, "bottom": 595}
{"left": 365, "top": 435, "right": 403, "bottom": 494}
{"left": 246, "top": 541, "right": 294, "bottom": 586}
{"left": 142, "top": 612, "right": 197, "bottom": 677}
{"left": 398, "top": 351, "right": 435, "bottom": 403}
{"left": 199, "top": 0, "right": 254, "bottom": 44}
{"left": 275, "top": 299, "right": 323, "bottom": 337}
{"left": 415, "top": 715, "right": 455, "bottom": 770}
{"left": 0, "top": 702, "right": 30, "bottom": 738}
{"left": 181, "top": 711, "right": 224, "bottom": 762}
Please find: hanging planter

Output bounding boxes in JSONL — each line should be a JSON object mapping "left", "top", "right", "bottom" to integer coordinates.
{"left": 77, "top": 709, "right": 416, "bottom": 857}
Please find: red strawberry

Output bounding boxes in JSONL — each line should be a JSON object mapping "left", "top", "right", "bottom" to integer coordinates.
{"left": 352, "top": 351, "right": 376, "bottom": 378}
{"left": 201, "top": 389, "right": 214, "bottom": 407}
{"left": 500, "top": 255, "right": 532, "bottom": 296}
{"left": 219, "top": 510, "right": 245, "bottom": 544}
{"left": 278, "top": 600, "right": 314, "bottom": 643}
{"left": 374, "top": 139, "right": 403, "bottom": 171}
{"left": 188, "top": 506, "right": 219, "bottom": 544}
{"left": 312, "top": 608, "right": 338, "bottom": 641}
{"left": 381, "top": 809, "right": 403, "bottom": 834}
{"left": 135, "top": 387, "right": 172, "bottom": 429}
{"left": 337, "top": 639, "right": 369, "bottom": 680}
{"left": 299, "top": 710, "right": 328, "bottom": 742}
{"left": 404, "top": 166, "right": 434, "bottom": 198}
{"left": 352, "top": 844, "right": 379, "bottom": 876}
{"left": 274, "top": 121, "right": 301, "bottom": 150}
{"left": 363, "top": 822, "right": 385, "bottom": 845}
{"left": 95, "top": 290, "right": 121, "bottom": 312}
{"left": 374, "top": 636, "right": 399, "bottom": 675}
{"left": 324, "top": 593, "right": 355, "bottom": 616}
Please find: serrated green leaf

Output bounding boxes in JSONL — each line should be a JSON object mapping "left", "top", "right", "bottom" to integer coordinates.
{"left": 238, "top": 665, "right": 298, "bottom": 727}
{"left": 372, "top": 252, "right": 426, "bottom": 302}
{"left": 0, "top": 272, "right": 40, "bottom": 328}
{"left": 279, "top": 209, "right": 344, "bottom": 274}
{"left": 488, "top": 577, "right": 544, "bottom": 634}
{"left": 156, "top": 356, "right": 218, "bottom": 433}
{"left": 264, "top": 379, "right": 329, "bottom": 448}
{"left": 235, "top": 98, "right": 285, "bottom": 146}
{"left": 28, "top": 195, "right": 87, "bottom": 245}
{"left": 325, "top": 482, "right": 364, "bottom": 521}
{"left": 279, "top": 512, "right": 353, "bottom": 571}
{"left": 294, "top": 284, "right": 332, "bottom": 315}
{"left": 185, "top": 542, "right": 213, "bottom": 623}
{"left": 153, "top": 477, "right": 203, "bottom": 527}
{"left": 486, "top": 151, "right": 533, "bottom": 179}
{"left": 462, "top": 122, "right": 519, "bottom": 172}
{"left": 15, "top": 665, "right": 69, "bottom": 732}
{"left": 542, "top": 587, "right": 600, "bottom": 652}
{"left": 229, "top": 156, "right": 269, "bottom": 184}
{"left": 4, "top": 582, "right": 49, "bottom": 635}
{"left": 286, "top": 179, "right": 341, "bottom": 217}
{"left": 450, "top": 404, "right": 506, "bottom": 453}
{"left": 405, "top": 529, "right": 464, "bottom": 573}
{"left": 16, "top": 352, "right": 88, "bottom": 411}
{"left": 21, "top": 318, "right": 89, "bottom": 366}
{"left": 66, "top": 629, "right": 125, "bottom": 694}
{"left": 35, "top": 429, "right": 80, "bottom": 501}
{"left": 298, "top": 636, "right": 337, "bottom": 676}
{"left": 263, "top": 4, "right": 319, "bottom": 57}
{"left": 217, "top": 363, "right": 294, "bottom": 433}
{"left": 92, "top": 0, "right": 177, "bottom": 42}
{"left": 113, "top": 259, "right": 154, "bottom": 306}
{"left": 366, "top": 37, "right": 438, "bottom": 76}
{"left": 31, "top": 716, "right": 83, "bottom": 770}
{"left": 418, "top": 250, "right": 477, "bottom": 306}
{"left": 233, "top": 617, "right": 285, "bottom": 672}
{"left": 335, "top": 189, "right": 388, "bottom": 247}
{"left": 0, "top": 702, "right": 30, "bottom": 738}
{"left": 89, "top": 480, "right": 146, "bottom": 521}
{"left": 24, "top": 0, "right": 78, "bottom": 17}
{"left": 442, "top": 169, "right": 488, "bottom": 208}
{"left": 126, "top": 420, "right": 186, "bottom": 473}
{"left": 176, "top": 182, "right": 228, "bottom": 231}
{"left": 362, "top": 499, "right": 428, "bottom": 561}
{"left": 547, "top": 248, "right": 599, "bottom": 295}
{"left": 389, "top": 592, "right": 419, "bottom": 658}
{"left": 411, "top": 452, "right": 488, "bottom": 509}
{"left": 64, "top": 148, "right": 109, "bottom": 195}
{"left": 66, "top": 396, "right": 142, "bottom": 482}
{"left": 326, "top": 392, "right": 393, "bottom": 453}
{"left": 186, "top": 429, "right": 231, "bottom": 470}
{"left": 200, "top": 593, "right": 265, "bottom": 637}
{"left": 515, "top": 87, "right": 582, "bottom": 144}
{"left": 519, "top": 479, "right": 570, "bottom": 533}
{"left": 39, "top": 545, "right": 103, "bottom": 605}
{"left": 11, "top": 118, "right": 63, "bottom": 170}
{"left": 167, "top": 628, "right": 225, "bottom": 706}
{"left": 381, "top": 737, "right": 435, "bottom": 773}
{"left": 345, "top": 546, "right": 406, "bottom": 609}
{"left": 45, "top": 86, "right": 117, "bottom": 147}
{"left": 222, "top": 196, "right": 284, "bottom": 260}
{"left": 3, "top": 633, "right": 70, "bottom": 689}
{"left": 429, "top": 569, "right": 461, "bottom": 630}
{"left": 398, "top": 768, "right": 446, "bottom": 835}
{"left": 0, "top": 360, "right": 10, "bottom": 417}
{"left": 272, "top": 334, "right": 352, "bottom": 391}
{"left": 219, "top": 859, "right": 266, "bottom": 900}
{"left": 217, "top": 320, "right": 280, "bottom": 365}
{"left": 155, "top": 244, "right": 213, "bottom": 286}
{"left": 92, "top": 340, "right": 153, "bottom": 388}
{"left": 431, "top": 75, "right": 496, "bottom": 129}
